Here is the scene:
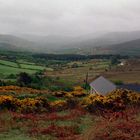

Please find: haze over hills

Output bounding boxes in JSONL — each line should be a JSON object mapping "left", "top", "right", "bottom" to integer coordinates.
{"left": 18, "top": 31, "right": 140, "bottom": 49}
{"left": 0, "top": 34, "right": 39, "bottom": 52}
{"left": 102, "top": 38, "right": 140, "bottom": 56}
{"left": 66, "top": 31, "right": 140, "bottom": 55}
{"left": 0, "top": 42, "right": 19, "bottom": 51}
{"left": 17, "top": 34, "right": 78, "bottom": 50}
{"left": 49, "top": 31, "right": 140, "bottom": 55}
{"left": 64, "top": 31, "right": 140, "bottom": 48}
{"left": 0, "top": 31, "right": 140, "bottom": 55}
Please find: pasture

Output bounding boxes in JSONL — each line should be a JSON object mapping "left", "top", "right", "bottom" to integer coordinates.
{"left": 46, "top": 59, "right": 140, "bottom": 85}
{"left": 104, "top": 59, "right": 140, "bottom": 84}
{"left": 0, "top": 64, "right": 37, "bottom": 76}
{"left": 46, "top": 60, "right": 111, "bottom": 84}
{"left": 0, "top": 59, "right": 53, "bottom": 78}
{"left": 0, "top": 59, "right": 18, "bottom": 67}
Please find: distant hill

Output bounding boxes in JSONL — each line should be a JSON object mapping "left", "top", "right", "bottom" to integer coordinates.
{"left": 64, "top": 31, "right": 140, "bottom": 48}
{"left": 0, "top": 34, "right": 40, "bottom": 52}
{"left": 74, "top": 38, "right": 140, "bottom": 56}
{"left": 0, "top": 34, "right": 77, "bottom": 52}
{"left": 16, "top": 31, "right": 140, "bottom": 54}
{"left": 0, "top": 42, "right": 19, "bottom": 51}
{"left": 0, "top": 31, "right": 140, "bottom": 55}
{"left": 60, "top": 31, "right": 140, "bottom": 55}
{"left": 103, "top": 38, "right": 140, "bottom": 56}
{"left": 91, "top": 31, "right": 140, "bottom": 46}
{"left": 17, "top": 34, "right": 79, "bottom": 50}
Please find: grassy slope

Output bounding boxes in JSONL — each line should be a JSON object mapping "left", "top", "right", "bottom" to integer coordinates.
{"left": 0, "top": 64, "right": 37, "bottom": 75}
{"left": 104, "top": 59, "right": 140, "bottom": 84}
{"left": 20, "top": 64, "right": 46, "bottom": 70}
{"left": 0, "top": 60, "right": 18, "bottom": 67}
{"left": 46, "top": 60, "right": 110, "bottom": 84}
{"left": 0, "top": 59, "right": 53, "bottom": 76}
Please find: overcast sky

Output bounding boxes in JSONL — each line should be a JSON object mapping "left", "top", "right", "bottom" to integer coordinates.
{"left": 0, "top": 0, "right": 140, "bottom": 36}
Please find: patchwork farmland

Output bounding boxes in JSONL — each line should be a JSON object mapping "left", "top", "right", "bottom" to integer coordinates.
{"left": 0, "top": 59, "right": 52, "bottom": 77}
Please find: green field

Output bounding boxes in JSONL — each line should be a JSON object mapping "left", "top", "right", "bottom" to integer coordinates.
{"left": 0, "top": 59, "right": 53, "bottom": 77}
{"left": 20, "top": 64, "right": 46, "bottom": 70}
{"left": 16, "top": 59, "right": 35, "bottom": 65}
{"left": 0, "top": 60, "right": 18, "bottom": 67}
{"left": 0, "top": 64, "right": 37, "bottom": 75}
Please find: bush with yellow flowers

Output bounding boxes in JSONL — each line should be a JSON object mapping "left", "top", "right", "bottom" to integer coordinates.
{"left": 52, "top": 91, "right": 67, "bottom": 97}
{"left": 0, "top": 95, "right": 15, "bottom": 110}
{"left": 0, "top": 95, "right": 51, "bottom": 113}
{"left": 80, "top": 89, "right": 140, "bottom": 112}
{"left": 16, "top": 98, "right": 40, "bottom": 113}
{"left": 80, "top": 94, "right": 106, "bottom": 112}
{"left": 52, "top": 86, "right": 87, "bottom": 98}
{"left": 0, "top": 87, "right": 139, "bottom": 113}
{"left": 65, "top": 86, "right": 87, "bottom": 98}
{"left": 0, "top": 86, "right": 48, "bottom": 95}
{"left": 50, "top": 100, "right": 67, "bottom": 111}
{"left": 107, "top": 89, "right": 140, "bottom": 104}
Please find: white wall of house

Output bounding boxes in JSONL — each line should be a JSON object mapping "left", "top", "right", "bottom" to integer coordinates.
{"left": 90, "top": 87, "right": 98, "bottom": 94}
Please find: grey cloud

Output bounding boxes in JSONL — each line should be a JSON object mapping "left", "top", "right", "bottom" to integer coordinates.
{"left": 0, "top": 0, "right": 140, "bottom": 36}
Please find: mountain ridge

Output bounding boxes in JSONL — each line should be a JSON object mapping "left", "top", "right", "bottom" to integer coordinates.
{"left": 0, "top": 31, "right": 140, "bottom": 55}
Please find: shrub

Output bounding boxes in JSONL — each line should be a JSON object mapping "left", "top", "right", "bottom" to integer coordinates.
{"left": 67, "top": 98, "right": 79, "bottom": 109}
{"left": 50, "top": 100, "right": 67, "bottom": 111}
{"left": 114, "top": 80, "right": 124, "bottom": 85}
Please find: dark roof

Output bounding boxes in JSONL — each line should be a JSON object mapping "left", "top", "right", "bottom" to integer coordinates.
{"left": 90, "top": 76, "right": 116, "bottom": 95}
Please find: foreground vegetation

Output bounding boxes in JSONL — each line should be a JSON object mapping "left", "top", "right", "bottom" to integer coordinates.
{"left": 0, "top": 85, "right": 140, "bottom": 140}
{"left": 83, "top": 106, "right": 140, "bottom": 140}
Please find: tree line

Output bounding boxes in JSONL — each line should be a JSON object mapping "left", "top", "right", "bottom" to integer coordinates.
{"left": 33, "top": 54, "right": 129, "bottom": 61}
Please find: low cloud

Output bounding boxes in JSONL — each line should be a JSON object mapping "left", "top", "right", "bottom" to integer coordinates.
{"left": 0, "top": 0, "right": 140, "bottom": 36}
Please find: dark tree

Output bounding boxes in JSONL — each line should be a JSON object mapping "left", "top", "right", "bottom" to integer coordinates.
{"left": 17, "top": 72, "right": 32, "bottom": 86}
{"left": 111, "top": 56, "right": 120, "bottom": 65}
{"left": 0, "top": 80, "right": 6, "bottom": 86}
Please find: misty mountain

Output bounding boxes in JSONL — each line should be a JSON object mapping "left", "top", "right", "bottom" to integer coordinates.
{"left": 65, "top": 31, "right": 140, "bottom": 49}
{"left": 17, "top": 34, "right": 83, "bottom": 50}
{"left": 103, "top": 38, "right": 140, "bottom": 56}
{"left": 0, "top": 31, "right": 140, "bottom": 56}
{"left": 0, "top": 34, "right": 40, "bottom": 52}
{"left": 0, "top": 42, "right": 20, "bottom": 51}
{"left": 17, "top": 31, "right": 140, "bottom": 50}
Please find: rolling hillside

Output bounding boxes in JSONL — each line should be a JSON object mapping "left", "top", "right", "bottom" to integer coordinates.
{"left": 59, "top": 31, "right": 140, "bottom": 55}
{"left": 0, "top": 34, "right": 39, "bottom": 52}
{"left": 0, "top": 42, "right": 19, "bottom": 51}
{"left": 0, "top": 31, "right": 140, "bottom": 55}
{"left": 99, "top": 39, "right": 140, "bottom": 56}
{"left": 63, "top": 31, "right": 140, "bottom": 48}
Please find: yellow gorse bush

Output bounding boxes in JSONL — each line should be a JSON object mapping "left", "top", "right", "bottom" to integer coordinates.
{"left": 0, "top": 86, "right": 48, "bottom": 94}
{"left": 81, "top": 94, "right": 105, "bottom": 107}
{"left": 52, "top": 86, "right": 86, "bottom": 98}
{"left": 0, "top": 95, "right": 44, "bottom": 112}
{"left": 19, "top": 98, "right": 40, "bottom": 106}
{"left": 0, "top": 95, "right": 14, "bottom": 104}
{"left": 50, "top": 100, "right": 67, "bottom": 108}
{"left": 65, "top": 86, "right": 86, "bottom": 97}
{"left": 81, "top": 89, "right": 140, "bottom": 107}
{"left": 73, "top": 86, "right": 84, "bottom": 91}
{"left": 0, "top": 87, "right": 139, "bottom": 112}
